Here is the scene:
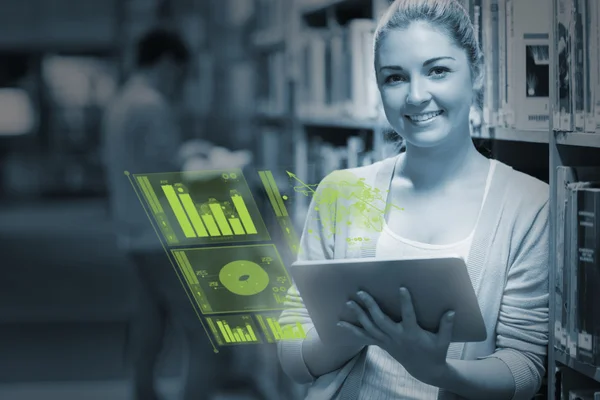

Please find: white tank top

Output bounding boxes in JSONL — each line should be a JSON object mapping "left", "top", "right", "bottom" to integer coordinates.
{"left": 358, "top": 159, "right": 497, "bottom": 400}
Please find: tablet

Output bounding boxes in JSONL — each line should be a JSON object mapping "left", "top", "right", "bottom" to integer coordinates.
{"left": 289, "top": 256, "right": 487, "bottom": 346}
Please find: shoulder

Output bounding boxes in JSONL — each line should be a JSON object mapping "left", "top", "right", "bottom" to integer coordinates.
{"left": 318, "top": 158, "right": 389, "bottom": 189}
{"left": 492, "top": 160, "right": 550, "bottom": 253}
{"left": 494, "top": 159, "right": 549, "bottom": 214}
{"left": 113, "top": 78, "right": 168, "bottom": 118}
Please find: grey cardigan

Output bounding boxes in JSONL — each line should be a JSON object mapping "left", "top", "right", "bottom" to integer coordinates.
{"left": 278, "top": 155, "right": 550, "bottom": 400}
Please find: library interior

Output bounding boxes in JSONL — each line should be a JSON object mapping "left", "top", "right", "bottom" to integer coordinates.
{"left": 0, "top": 0, "right": 599, "bottom": 399}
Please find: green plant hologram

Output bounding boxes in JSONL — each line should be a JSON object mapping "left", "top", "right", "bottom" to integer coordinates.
{"left": 171, "top": 244, "right": 293, "bottom": 315}
{"left": 287, "top": 170, "right": 404, "bottom": 241}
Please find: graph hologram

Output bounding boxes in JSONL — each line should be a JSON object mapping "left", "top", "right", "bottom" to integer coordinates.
{"left": 206, "top": 314, "right": 262, "bottom": 346}
{"left": 132, "top": 169, "right": 270, "bottom": 245}
{"left": 171, "top": 244, "right": 292, "bottom": 315}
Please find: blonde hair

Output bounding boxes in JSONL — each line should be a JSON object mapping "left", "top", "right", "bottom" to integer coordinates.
{"left": 374, "top": 0, "right": 484, "bottom": 108}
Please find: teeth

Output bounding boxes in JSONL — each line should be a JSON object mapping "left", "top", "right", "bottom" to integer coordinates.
{"left": 408, "top": 110, "right": 442, "bottom": 122}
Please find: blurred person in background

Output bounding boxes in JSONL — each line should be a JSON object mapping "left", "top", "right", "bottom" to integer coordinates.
{"left": 102, "top": 28, "right": 226, "bottom": 400}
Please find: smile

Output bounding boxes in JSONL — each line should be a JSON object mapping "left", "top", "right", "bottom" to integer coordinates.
{"left": 406, "top": 110, "right": 443, "bottom": 123}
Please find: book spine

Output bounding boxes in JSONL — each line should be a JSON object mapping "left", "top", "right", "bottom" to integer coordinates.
{"left": 505, "top": 0, "right": 514, "bottom": 128}
{"left": 575, "top": 187, "right": 597, "bottom": 364}
{"left": 556, "top": 166, "right": 576, "bottom": 352}
{"left": 583, "top": 0, "right": 596, "bottom": 132}
{"left": 568, "top": 182, "right": 579, "bottom": 358}
{"left": 593, "top": 0, "right": 600, "bottom": 131}
{"left": 512, "top": 0, "right": 551, "bottom": 131}
{"left": 497, "top": 0, "right": 507, "bottom": 127}
{"left": 557, "top": 0, "right": 574, "bottom": 131}
{"left": 574, "top": 0, "right": 585, "bottom": 131}
{"left": 481, "top": 0, "right": 495, "bottom": 126}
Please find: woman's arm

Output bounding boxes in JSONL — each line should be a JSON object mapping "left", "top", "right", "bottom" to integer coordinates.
{"left": 435, "top": 198, "right": 550, "bottom": 400}
{"left": 434, "top": 357, "right": 515, "bottom": 400}
{"left": 277, "top": 286, "right": 365, "bottom": 383}
{"left": 277, "top": 171, "right": 366, "bottom": 383}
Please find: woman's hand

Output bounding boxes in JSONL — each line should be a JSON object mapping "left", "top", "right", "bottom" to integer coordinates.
{"left": 337, "top": 287, "right": 455, "bottom": 387}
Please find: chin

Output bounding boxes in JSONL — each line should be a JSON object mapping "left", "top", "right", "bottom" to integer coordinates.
{"left": 405, "top": 135, "right": 451, "bottom": 149}
{"left": 396, "top": 125, "right": 451, "bottom": 148}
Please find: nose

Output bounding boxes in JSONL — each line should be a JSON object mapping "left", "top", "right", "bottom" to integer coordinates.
{"left": 406, "top": 78, "right": 431, "bottom": 105}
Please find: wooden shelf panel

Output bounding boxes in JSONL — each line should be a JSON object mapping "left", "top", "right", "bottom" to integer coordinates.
{"left": 472, "top": 127, "right": 549, "bottom": 144}
{"left": 298, "top": 0, "right": 349, "bottom": 15}
{"left": 555, "top": 131, "right": 600, "bottom": 148}
{"left": 555, "top": 349, "right": 600, "bottom": 384}
{"left": 297, "top": 111, "right": 384, "bottom": 130}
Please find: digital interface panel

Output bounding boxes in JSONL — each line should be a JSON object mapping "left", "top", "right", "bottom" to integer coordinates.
{"left": 172, "top": 244, "right": 292, "bottom": 314}
{"left": 255, "top": 311, "right": 307, "bottom": 343}
{"left": 205, "top": 314, "right": 263, "bottom": 346}
{"left": 133, "top": 170, "right": 270, "bottom": 246}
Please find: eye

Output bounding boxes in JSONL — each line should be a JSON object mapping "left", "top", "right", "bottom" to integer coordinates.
{"left": 429, "top": 66, "right": 450, "bottom": 78}
{"left": 384, "top": 74, "right": 405, "bottom": 84}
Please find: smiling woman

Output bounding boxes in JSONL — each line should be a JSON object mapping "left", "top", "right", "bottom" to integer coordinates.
{"left": 277, "top": 1, "right": 550, "bottom": 399}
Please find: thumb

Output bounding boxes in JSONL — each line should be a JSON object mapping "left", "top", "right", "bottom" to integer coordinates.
{"left": 437, "top": 311, "right": 455, "bottom": 345}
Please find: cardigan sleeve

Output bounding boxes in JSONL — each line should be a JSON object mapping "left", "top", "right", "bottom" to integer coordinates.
{"left": 479, "top": 198, "right": 550, "bottom": 400}
{"left": 276, "top": 172, "right": 340, "bottom": 384}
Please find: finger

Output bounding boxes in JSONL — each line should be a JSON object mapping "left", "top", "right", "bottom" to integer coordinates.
{"left": 337, "top": 321, "right": 376, "bottom": 345}
{"left": 346, "top": 300, "right": 388, "bottom": 343}
{"left": 356, "top": 291, "right": 397, "bottom": 335}
{"left": 399, "top": 287, "right": 417, "bottom": 327}
{"left": 436, "top": 311, "right": 455, "bottom": 347}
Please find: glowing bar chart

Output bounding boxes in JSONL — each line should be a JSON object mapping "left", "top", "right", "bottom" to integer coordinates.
{"left": 161, "top": 184, "right": 196, "bottom": 238}
{"left": 132, "top": 170, "right": 270, "bottom": 245}
{"left": 176, "top": 186, "right": 208, "bottom": 237}
{"left": 232, "top": 192, "right": 257, "bottom": 234}
{"left": 159, "top": 186, "right": 260, "bottom": 238}
{"left": 256, "top": 314, "right": 306, "bottom": 343}
{"left": 208, "top": 200, "right": 233, "bottom": 236}
{"left": 206, "top": 315, "right": 262, "bottom": 346}
{"left": 229, "top": 217, "right": 245, "bottom": 235}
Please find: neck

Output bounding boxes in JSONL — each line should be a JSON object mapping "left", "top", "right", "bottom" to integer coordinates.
{"left": 397, "top": 130, "right": 483, "bottom": 191}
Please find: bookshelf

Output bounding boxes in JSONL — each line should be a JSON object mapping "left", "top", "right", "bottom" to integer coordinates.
{"left": 250, "top": 0, "right": 600, "bottom": 398}
{"left": 549, "top": 0, "right": 600, "bottom": 398}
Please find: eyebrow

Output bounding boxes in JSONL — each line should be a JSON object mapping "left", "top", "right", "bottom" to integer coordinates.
{"left": 379, "top": 56, "right": 456, "bottom": 71}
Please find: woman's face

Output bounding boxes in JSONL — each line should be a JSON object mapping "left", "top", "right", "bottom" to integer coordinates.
{"left": 375, "top": 21, "right": 475, "bottom": 149}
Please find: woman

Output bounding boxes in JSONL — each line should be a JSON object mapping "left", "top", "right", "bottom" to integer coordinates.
{"left": 277, "top": 0, "right": 549, "bottom": 399}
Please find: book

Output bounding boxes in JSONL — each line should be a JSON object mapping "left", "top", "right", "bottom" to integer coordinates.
{"left": 556, "top": 0, "right": 574, "bottom": 131}
{"left": 511, "top": 0, "right": 551, "bottom": 131}
{"left": 575, "top": 184, "right": 600, "bottom": 365}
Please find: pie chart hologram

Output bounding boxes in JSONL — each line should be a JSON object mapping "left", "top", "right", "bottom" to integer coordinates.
{"left": 219, "top": 260, "right": 270, "bottom": 296}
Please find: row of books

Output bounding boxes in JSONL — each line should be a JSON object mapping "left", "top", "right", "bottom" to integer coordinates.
{"left": 256, "top": 51, "right": 288, "bottom": 116}
{"left": 306, "top": 134, "right": 377, "bottom": 183}
{"left": 555, "top": 166, "right": 600, "bottom": 370}
{"left": 297, "top": 19, "right": 380, "bottom": 121}
{"left": 554, "top": 0, "right": 600, "bottom": 133}
{"left": 479, "top": 0, "right": 551, "bottom": 131}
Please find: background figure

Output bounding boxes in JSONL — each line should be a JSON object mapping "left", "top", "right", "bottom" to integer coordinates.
{"left": 102, "top": 28, "right": 227, "bottom": 400}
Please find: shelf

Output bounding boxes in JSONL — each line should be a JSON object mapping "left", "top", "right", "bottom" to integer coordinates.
{"left": 472, "top": 127, "right": 549, "bottom": 144}
{"left": 555, "top": 349, "right": 600, "bottom": 383}
{"left": 297, "top": 111, "right": 384, "bottom": 130}
{"left": 555, "top": 131, "right": 600, "bottom": 148}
